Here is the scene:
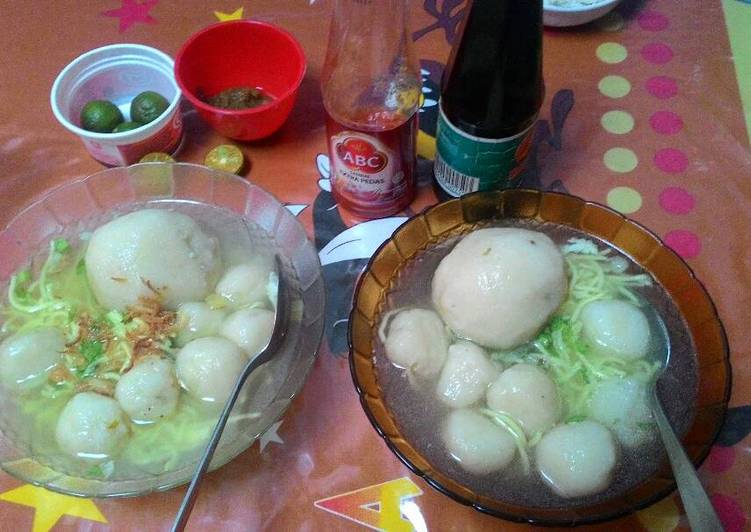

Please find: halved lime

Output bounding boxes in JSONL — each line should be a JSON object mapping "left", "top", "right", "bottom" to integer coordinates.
{"left": 139, "top": 152, "right": 175, "bottom": 163}
{"left": 204, "top": 145, "right": 244, "bottom": 174}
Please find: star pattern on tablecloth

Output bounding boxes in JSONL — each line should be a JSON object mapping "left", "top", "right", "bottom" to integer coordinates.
{"left": 102, "top": 0, "right": 159, "bottom": 33}
{"left": 214, "top": 7, "right": 244, "bottom": 21}
{"left": 258, "top": 420, "right": 284, "bottom": 452}
{"left": 0, "top": 484, "right": 107, "bottom": 532}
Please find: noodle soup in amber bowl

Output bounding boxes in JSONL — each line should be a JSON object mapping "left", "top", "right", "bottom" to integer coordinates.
{"left": 349, "top": 189, "right": 730, "bottom": 525}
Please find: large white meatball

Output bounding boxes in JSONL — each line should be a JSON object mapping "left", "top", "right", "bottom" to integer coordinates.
{"left": 436, "top": 341, "right": 500, "bottom": 408}
{"left": 176, "top": 302, "right": 227, "bottom": 347}
{"left": 0, "top": 327, "right": 65, "bottom": 391}
{"left": 589, "top": 376, "right": 654, "bottom": 447}
{"left": 432, "top": 228, "right": 567, "bottom": 350}
{"left": 114, "top": 356, "right": 179, "bottom": 423}
{"left": 85, "top": 209, "right": 222, "bottom": 310}
{"left": 215, "top": 257, "right": 273, "bottom": 309}
{"left": 486, "top": 363, "right": 560, "bottom": 437}
{"left": 55, "top": 392, "right": 130, "bottom": 460}
{"left": 581, "top": 300, "right": 651, "bottom": 360}
{"left": 442, "top": 409, "right": 516, "bottom": 475}
{"left": 383, "top": 309, "right": 449, "bottom": 379}
{"left": 176, "top": 337, "right": 246, "bottom": 403}
{"left": 536, "top": 420, "right": 618, "bottom": 498}
{"left": 219, "top": 308, "right": 274, "bottom": 358}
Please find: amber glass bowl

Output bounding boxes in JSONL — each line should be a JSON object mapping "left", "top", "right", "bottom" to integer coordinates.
{"left": 348, "top": 189, "right": 730, "bottom": 526}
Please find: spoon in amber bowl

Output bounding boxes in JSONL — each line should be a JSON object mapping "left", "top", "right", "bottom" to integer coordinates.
{"left": 650, "top": 331, "right": 722, "bottom": 532}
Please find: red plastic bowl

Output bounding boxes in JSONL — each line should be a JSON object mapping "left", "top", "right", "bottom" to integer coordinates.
{"left": 175, "top": 20, "right": 306, "bottom": 141}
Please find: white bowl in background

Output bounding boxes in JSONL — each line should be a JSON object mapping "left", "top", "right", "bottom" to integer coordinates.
{"left": 543, "top": 0, "right": 622, "bottom": 27}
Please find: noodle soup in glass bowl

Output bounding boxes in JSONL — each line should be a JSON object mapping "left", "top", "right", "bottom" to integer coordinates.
{"left": 349, "top": 189, "right": 730, "bottom": 525}
{"left": 0, "top": 163, "right": 324, "bottom": 497}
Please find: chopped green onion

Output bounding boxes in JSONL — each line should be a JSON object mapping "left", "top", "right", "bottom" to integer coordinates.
{"left": 15, "top": 270, "right": 31, "bottom": 285}
{"left": 80, "top": 339, "right": 104, "bottom": 362}
{"left": 53, "top": 238, "right": 70, "bottom": 253}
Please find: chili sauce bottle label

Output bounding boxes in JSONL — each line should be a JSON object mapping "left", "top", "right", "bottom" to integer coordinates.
{"left": 434, "top": 103, "right": 535, "bottom": 197}
{"left": 326, "top": 112, "right": 417, "bottom": 218}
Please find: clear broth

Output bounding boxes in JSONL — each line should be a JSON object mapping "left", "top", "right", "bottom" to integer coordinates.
{"left": 0, "top": 202, "right": 284, "bottom": 481}
{"left": 374, "top": 219, "right": 698, "bottom": 508}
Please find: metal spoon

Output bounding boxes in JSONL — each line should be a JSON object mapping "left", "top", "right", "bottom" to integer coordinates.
{"left": 650, "top": 335, "right": 722, "bottom": 532}
{"left": 172, "top": 256, "right": 289, "bottom": 532}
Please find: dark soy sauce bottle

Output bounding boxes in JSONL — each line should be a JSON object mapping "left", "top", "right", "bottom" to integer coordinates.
{"left": 433, "top": 0, "right": 544, "bottom": 198}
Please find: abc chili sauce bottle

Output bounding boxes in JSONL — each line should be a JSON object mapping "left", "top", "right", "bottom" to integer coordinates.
{"left": 321, "top": 0, "right": 421, "bottom": 218}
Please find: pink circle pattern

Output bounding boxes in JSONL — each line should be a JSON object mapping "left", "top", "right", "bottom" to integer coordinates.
{"left": 650, "top": 110, "right": 683, "bottom": 135}
{"left": 654, "top": 147, "right": 689, "bottom": 173}
{"left": 664, "top": 229, "right": 701, "bottom": 259}
{"left": 711, "top": 494, "right": 747, "bottom": 532}
{"left": 646, "top": 76, "right": 678, "bottom": 99}
{"left": 659, "top": 187, "right": 695, "bottom": 214}
{"left": 637, "top": 10, "right": 701, "bottom": 257}
{"left": 642, "top": 42, "right": 673, "bottom": 64}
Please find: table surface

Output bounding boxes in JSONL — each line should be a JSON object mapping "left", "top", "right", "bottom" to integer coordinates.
{"left": 1, "top": 0, "right": 750, "bottom": 531}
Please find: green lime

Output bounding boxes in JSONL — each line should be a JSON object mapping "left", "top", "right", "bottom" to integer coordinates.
{"left": 80, "top": 100, "right": 124, "bottom": 133}
{"left": 130, "top": 91, "right": 170, "bottom": 124}
{"left": 112, "top": 121, "right": 144, "bottom": 133}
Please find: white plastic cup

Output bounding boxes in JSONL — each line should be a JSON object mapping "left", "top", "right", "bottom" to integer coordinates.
{"left": 50, "top": 44, "right": 183, "bottom": 166}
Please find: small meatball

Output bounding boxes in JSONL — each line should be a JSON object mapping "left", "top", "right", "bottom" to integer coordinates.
{"left": 215, "top": 257, "right": 273, "bottom": 309}
{"left": 176, "top": 337, "right": 246, "bottom": 403}
{"left": 175, "top": 302, "right": 227, "bottom": 347}
{"left": 114, "top": 356, "right": 180, "bottom": 423}
{"left": 55, "top": 392, "right": 130, "bottom": 460}
{"left": 432, "top": 228, "right": 567, "bottom": 349}
{"left": 536, "top": 420, "right": 618, "bottom": 498}
{"left": 486, "top": 363, "right": 560, "bottom": 437}
{"left": 0, "top": 327, "right": 65, "bottom": 391}
{"left": 589, "top": 376, "right": 654, "bottom": 447}
{"left": 85, "top": 209, "right": 222, "bottom": 310}
{"left": 219, "top": 308, "right": 274, "bottom": 358}
{"left": 581, "top": 299, "right": 651, "bottom": 360}
{"left": 383, "top": 309, "right": 449, "bottom": 379}
{"left": 442, "top": 409, "right": 516, "bottom": 475}
{"left": 436, "top": 341, "right": 500, "bottom": 408}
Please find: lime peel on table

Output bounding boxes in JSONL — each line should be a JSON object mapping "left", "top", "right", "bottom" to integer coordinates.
{"left": 204, "top": 145, "right": 245, "bottom": 174}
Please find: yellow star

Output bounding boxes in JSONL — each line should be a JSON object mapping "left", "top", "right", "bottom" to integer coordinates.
{"left": 0, "top": 484, "right": 107, "bottom": 532}
{"left": 214, "top": 7, "right": 244, "bottom": 21}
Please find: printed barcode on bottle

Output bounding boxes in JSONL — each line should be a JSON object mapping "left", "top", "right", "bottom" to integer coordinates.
{"left": 434, "top": 154, "right": 480, "bottom": 197}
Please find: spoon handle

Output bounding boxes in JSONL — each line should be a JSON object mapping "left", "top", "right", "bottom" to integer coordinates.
{"left": 172, "top": 257, "right": 288, "bottom": 532}
{"left": 171, "top": 363, "right": 247, "bottom": 532}
{"left": 652, "top": 397, "right": 723, "bottom": 532}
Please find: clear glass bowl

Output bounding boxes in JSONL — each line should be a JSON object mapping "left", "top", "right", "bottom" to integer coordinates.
{"left": 0, "top": 163, "right": 325, "bottom": 497}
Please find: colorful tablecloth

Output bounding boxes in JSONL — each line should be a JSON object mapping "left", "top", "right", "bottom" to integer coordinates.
{"left": 1, "top": 1, "right": 750, "bottom": 530}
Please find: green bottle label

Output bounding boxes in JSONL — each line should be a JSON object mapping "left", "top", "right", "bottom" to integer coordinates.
{"left": 434, "top": 103, "right": 535, "bottom": 197}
